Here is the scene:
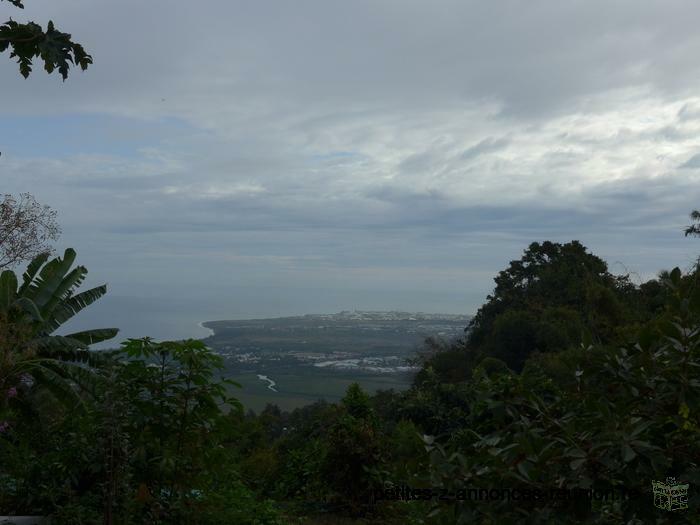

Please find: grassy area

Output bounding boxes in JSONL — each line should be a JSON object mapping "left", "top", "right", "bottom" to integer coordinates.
{"left": 228, "top": 371, "right": 412, "bottom": 412}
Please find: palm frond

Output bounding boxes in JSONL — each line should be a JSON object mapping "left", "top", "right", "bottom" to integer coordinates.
{"left": 18, "top": 251, "right": 50, "bottom": 295}
{"left": 29, "top": 364, "right": 83, "bottom": 410}
{"left": 40, "top": 265, "right": 87, "bottom": 320}
{"left": 25, "top": 249, "right": 79, "bottom": 307}
{"left": 64, "top": 328, "right": 119, "bottom": 346}
{"left": 0, "top": 270, "right": 18, "bottom": 310}
{"left": 32, "top": 334, "right": 88, "bottom": 353}
{"left": 44, "top": 284, "right": 108, "bottom": 332}
{"left": 6, "top": 249, "right": 120, "bottom": 410}
{"left": 33, "top": 336, "right": 119, "bottom": 370}
{"left": 57, "top": 362, "right": 110, "bottom": 399}
{"left": 11, "top": 296, "right": 43, "bottom": 323}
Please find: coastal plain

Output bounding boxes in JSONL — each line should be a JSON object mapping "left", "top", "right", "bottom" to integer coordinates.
{"left": 201, "top": 311, "right": 470, "bottom": 412}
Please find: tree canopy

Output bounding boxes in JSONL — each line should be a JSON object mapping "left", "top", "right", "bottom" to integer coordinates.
{"left": 415, "top": 240, "right": 665, "bottom": 379}
{"left": 0, "top": 193, "right": 60, "bottom": 269}
{"left": 462, "top": 241, "right": 642, "bottom": 370}
{"left": 2, "top": 238, "right": 700, "bottom": 522}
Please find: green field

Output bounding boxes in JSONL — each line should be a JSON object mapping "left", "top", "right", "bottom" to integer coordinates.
{"left": 228, "top": 370, "right": 413, "bottom": 413}
{"left": 205, "top": 312, "right": 469, "bottom": 412}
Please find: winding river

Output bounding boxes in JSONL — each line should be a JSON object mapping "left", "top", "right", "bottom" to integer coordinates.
{"left": 256, "top": 374, "right": 278, "bottom": 392}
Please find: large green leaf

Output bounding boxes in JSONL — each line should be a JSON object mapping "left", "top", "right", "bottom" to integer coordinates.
{"left": 32, "top": 336, "right": 116, "bottom": 370}
{"left": 29, "top": 364, "right": 83, "bottom": 409}
{"left": 0, "top": 270, "right": 17, "bottom": 310}
{"left": 7, "top": 249, "right": 119, "bottom": 410}
{"left": 44, "top": 284, "right": 108, "bottom": 333}
{"left": 11, "top": 296, "right": 43, "bottom": 323}
{"left": 32, "top": 334, "right": 88, "bottom": 353}
{"left": 63, "top": 328, "right": 119, "bottom": 346}
{"left": 40, "top": 265, "right": 87, "bottom": 320}
{"left": 18, "top": 251, "right": 50, "bottom": 295}
{"left": 57, "top": 363, "right": 109, "bottom": 398}
{"left": 27, "top": 248, "right": 79, "bottom": 307}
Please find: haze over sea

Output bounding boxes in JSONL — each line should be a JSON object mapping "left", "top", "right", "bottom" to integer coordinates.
{"left": 57, "top": 285, "right": 471, "bottom": 349}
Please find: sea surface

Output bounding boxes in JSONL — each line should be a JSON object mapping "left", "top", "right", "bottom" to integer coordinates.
{"left": 56, "top": 290, "right": 469, "bottom": 350}
{"left": 57, "top": 294, "right": 237, "bottom": 348}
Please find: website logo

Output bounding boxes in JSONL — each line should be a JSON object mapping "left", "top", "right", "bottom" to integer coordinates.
{"left": 652, "top": 477, "right": 689, "bottom": 512}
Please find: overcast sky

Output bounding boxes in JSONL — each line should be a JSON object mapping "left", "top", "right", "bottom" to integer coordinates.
{"left": 3, "top": 1, "right": 700, "bottom": 340}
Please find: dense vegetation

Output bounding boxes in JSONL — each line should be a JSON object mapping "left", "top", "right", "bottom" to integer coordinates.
{"left": 1, "top": 233, "right": 699, "bottom": 523}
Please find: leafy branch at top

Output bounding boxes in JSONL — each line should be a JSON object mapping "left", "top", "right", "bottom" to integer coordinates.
{"left": 1, "top": 0, "right": 92, "bottom": 80}
{"left": 685, "top": 210, "right": 700, "bottom": 237}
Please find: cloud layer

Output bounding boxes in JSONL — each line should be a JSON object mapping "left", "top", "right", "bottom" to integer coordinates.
{"left": 2, "top": 1, "right": 700, "bottom": 336}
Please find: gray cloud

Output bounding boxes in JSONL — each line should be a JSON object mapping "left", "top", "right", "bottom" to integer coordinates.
{"left": 461, "top": 137, "right": 510, "bottom": 161}
{"left": 2, "top": 0, "right": 700, "bottom": 328}
{"left": 2, "top": 1, "right": 700, "bottom": 121}
{"left": 680, "top": 153, "right": 700, "bottom": 169}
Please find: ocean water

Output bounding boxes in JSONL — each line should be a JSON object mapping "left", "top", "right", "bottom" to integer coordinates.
{"left": 55, "top": 286, "right": 472, "bottom": 350}
{"left": 54, "top": 289, "right": 367, "bottom": 348}
{"left": 57, "top": 294, "right": 227, "bottom": 349}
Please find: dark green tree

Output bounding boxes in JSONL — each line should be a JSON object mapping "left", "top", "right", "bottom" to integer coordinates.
{"left": 465, "top": 241, "right": 638, "bottom": 370}
{"left": 469, "top": 241, "right": 626, "bottom": 344}
{"left": 323, "top": 383, "right": 384, "bottom": 515}
{"left": 416, "top": 241, "right": 648, "bottom": 380}
{"left": 423, "top": 267, "right": 700, "bottom": 524}
{"left": 1, "top": 0, "right": 92, "bottom": 79}
{"left": 100, "top": 337, "right": 244, "bottom": 522}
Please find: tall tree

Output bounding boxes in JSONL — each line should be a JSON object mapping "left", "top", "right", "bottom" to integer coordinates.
{"left": 417, "top": 241, "right": 642, "bottom": 377}
{"left": 0, "top": 193, "right": 60, "bottom": 269}
{"left": 0, "top": 0, "right": 92, "bottom": 79}
{"left": 467, "top": 241, "right": 632, "bottom": 351}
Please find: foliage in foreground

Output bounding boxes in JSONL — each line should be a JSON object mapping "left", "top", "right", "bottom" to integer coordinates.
{"left": 1, "top": 337, "right": 284, "bottom": 524}
{"left": 0, "top": 248, "right": 117, "bottom": 431}
{"left": 1, "top": 0, "right": 92, "bottom": 79}
{"left": 424, "top": 267, "right": 700, "bottom": 524}
{"left": 3, "top": 241, "right": 700, "bottom": 524}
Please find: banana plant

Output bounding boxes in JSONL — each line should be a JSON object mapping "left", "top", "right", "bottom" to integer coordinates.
{"left": 0, "top": 248, "right": 118, "bottom": 408}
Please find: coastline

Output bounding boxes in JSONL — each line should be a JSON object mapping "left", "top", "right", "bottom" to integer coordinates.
{"left": 197, "top": 321, "right": 215, "bottom": 338}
